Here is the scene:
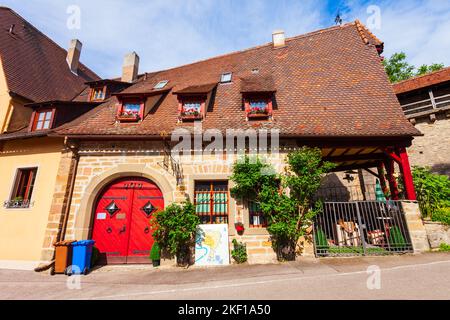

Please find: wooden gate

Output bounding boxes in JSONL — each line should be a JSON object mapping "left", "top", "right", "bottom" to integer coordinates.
{"left": 92, "top": 177, "right": 164, "bottom": 264}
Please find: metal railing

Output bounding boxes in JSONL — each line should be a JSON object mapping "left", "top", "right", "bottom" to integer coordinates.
{"left": 313, "top": 201, "right": 413, "bottom": 257}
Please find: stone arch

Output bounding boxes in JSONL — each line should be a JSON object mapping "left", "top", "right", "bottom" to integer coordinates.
{"left": 73, "top": 164, "right": 175, "bottom": 240}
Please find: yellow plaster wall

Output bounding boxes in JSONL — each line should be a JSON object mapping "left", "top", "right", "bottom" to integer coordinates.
{"left": 0, "top": 137, "right": 64, "bottom": 261}
{"left": 0, "top": 58, "right": 13, "bottom": 133}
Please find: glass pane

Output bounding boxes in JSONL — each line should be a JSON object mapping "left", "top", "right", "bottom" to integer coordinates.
{"left": 123, "top": 103, "right": 141, "bottom": 115}
{"left": 43, "top": 120, "right": 51, "bottom": 129}
{"left": 249, "top": 101, "right": 268, "bottom": 112}
{"left": 38, "top": 112, "right": 45, "bottom": 121}
{"left": 182, "top": 102, "right": 201, "bottom": 114}
{"left": 45, "top": 111, "right": 53, "bottom": 121}
{"left": 35, "top": 121, "right": 43, "bottom": 130}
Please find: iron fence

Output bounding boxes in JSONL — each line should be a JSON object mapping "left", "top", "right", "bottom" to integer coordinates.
{"left": 313, "top": 201, "right": 413, "bottom": 257}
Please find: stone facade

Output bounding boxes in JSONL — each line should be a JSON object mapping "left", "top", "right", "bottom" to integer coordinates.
{"left": 402, "top": 202, "right": 431, "bottom": 253}
{"left": 63, "top": 140, "right": 291, "bottom": 264}
{"left": 423, "top": 221, "right": 450, "bottom": 249}
{"left": 408, "top": 115, "right": 450, "bottom": 176}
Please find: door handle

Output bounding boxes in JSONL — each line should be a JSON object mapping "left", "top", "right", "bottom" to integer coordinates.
{"left": 106, "top": 227, "right": 112, "bottom": 234}
{"left": 119, "top": 225, "right": 126, "bottom": 233}
{"left": 144, "top": 226, "right": 150, "bottom": 234}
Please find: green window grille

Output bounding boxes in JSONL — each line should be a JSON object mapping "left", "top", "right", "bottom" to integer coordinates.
{"left": 194, "top": 181, "right": 229, "bottom": 224}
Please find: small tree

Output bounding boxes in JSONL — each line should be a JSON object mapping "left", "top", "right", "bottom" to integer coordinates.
{"left": 230, "top": 148, "right": 335, "bottom": 261}
{"left": 150, "top": 201, "right": 200, "bottom": 266}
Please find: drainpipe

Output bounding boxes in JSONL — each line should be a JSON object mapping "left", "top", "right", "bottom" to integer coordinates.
{"left": 58, "top": 138, "right": 80, "bottom": 242}
{"left": 34, "top": 137, "right": 79, "bottom": 272}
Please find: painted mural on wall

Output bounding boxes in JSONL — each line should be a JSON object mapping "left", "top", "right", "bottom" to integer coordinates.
{"left": 195, "top": 224, "right": 230, "bottom": 266}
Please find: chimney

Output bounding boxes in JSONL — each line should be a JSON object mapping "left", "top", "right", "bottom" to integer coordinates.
{"left": 122, "top": 52, "right": 140, "bottom": 83}
{"left": 272, "top": 30, "right": 285, "bottom": 48}
{"left": 67, "top": 39, "right": 82, "bottom": 74}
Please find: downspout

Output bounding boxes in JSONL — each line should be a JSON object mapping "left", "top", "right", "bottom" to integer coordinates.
{"left": 34, "top": 137, "right": 79, "bottom": 272}
{"left": 58, "top": 137, "right": 80, "bottom": 242}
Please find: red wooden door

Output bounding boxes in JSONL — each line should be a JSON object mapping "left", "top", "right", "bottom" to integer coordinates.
{"left": 92, "top": 178, "right": 164, "bottom": 264}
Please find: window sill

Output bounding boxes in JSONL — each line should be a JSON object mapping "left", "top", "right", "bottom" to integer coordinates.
{"left": 247, "top": 113, "right": 270, "bottom": 119}
{"left": 116, "top": 115, "right": 141, "bottom": 122}
{"left": 180, "top": 114, "right": 203, "bottom": 121}
{"left": 3, "top": 200, "right": 33, "bottom": 210}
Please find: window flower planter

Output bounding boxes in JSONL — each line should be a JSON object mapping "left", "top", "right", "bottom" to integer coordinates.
{"left": 235, "top": 222, "right": 245, "bottom": 235}
{"left": 180, "top": 111, "right": 203, "bottom": 120}
{"left": 116, "top": 113, "right": 141, "bottom": 122}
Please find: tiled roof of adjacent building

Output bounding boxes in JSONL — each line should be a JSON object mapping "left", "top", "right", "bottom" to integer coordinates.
{"left": 393, "top": 66, "right": 450, "bottom": 95}
{"left": 0, "top": 7, "right": 99, "bottom": 103}
{"left": 57, "top": 21, "right": 419, "bottom": 138}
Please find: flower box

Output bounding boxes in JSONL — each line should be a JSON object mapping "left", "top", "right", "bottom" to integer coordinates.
{"left": 180, "top": 111, "right": 203, "bottom": 120}
{"left": 235, "top": 222, "right": 245, "bottom": 235}
{"left": 116, "top": 113, "right": 140, "bottom": 122}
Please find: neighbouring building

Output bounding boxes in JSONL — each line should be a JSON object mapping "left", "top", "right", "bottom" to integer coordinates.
{"left": 393, "top": 67, "right": 450, "bottom": 176}
{"left": 0, "top": 7, "right": 102, "bottom": 268}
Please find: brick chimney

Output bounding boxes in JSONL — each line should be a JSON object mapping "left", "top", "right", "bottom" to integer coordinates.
{"left": 67, "top": 39, "right": 82, "bottom": 74}
{"left": 122, "top": 52, "right": 140, "bottom": 83}
{"left": 272, "top": 30, "right": 286, "bottom": 48}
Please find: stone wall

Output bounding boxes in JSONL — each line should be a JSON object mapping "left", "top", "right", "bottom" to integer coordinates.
{"left": 402, "top": 201, "right": 431, "bottom": 252}
{"left": 423, "top": 221, "right": 450, "bottom": 249}
{"left": 63, "top": 140, "right": 290, "bottom": 264}
{"left": 408, "top": 116, "right": 450, "bottom": 176}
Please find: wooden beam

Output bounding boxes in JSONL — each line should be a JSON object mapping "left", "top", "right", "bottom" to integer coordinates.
{"left": 363, "top": 168, "right": 380, "bottom": 178}
{"left": 325, "top": 153, "right": 385, "bottom": 163}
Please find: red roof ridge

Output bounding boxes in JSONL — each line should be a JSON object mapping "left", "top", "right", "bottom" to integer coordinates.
{"left": 394, "top": 65, "right": 450, "bottom": 86}
{"left": 354, "top": 19, "right": 383, "bottom": 46}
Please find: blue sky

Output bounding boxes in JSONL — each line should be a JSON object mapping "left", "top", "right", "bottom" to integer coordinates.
{"left": 2, "top": 0, "right": 449, "bottom": 78}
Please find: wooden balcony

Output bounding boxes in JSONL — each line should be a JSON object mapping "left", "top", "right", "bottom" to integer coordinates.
{"left": 400, "top": 91, "right": 450, "bottom": 119}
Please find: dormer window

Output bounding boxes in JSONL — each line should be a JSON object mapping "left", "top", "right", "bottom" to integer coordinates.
{"left": 32, "top": 110, "right": 54, "bottom": 131}
{"left": 244, "top": 95, "right": 273, "bottom": 119}
{"left": 116, "top": 100, "right": 144, "bottom": 122}
{"left": 179, "top": 97, "right": 205, "bottom": 121}
{"left": 89, "top": 86, "right": 106, "bottom": 101}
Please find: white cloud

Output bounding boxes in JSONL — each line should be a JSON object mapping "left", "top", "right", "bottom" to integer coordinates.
{"left": 2, "top": 0, "right": 448, "bottom": 78}
{"left": 342, "top": 0, "right": 450, "bottom": 67}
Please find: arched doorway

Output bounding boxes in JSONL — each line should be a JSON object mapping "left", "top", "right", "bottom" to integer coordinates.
{"left": 92, "top": 177, "right": 164, "bottom": 264}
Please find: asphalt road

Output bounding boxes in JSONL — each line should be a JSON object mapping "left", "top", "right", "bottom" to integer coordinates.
{"left": 1, "top": 252, "right": 449, "bottom": 300}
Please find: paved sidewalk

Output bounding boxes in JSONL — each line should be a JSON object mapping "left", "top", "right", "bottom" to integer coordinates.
{"left": 0, "top": 252, "right": 449, "bottom": 300}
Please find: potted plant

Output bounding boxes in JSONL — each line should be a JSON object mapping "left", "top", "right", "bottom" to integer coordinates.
{"left": 235, "top": 222, "right": 245, "bottom": 235}
{"left": 150, "top": 242, "right": 161, "bottom": 267}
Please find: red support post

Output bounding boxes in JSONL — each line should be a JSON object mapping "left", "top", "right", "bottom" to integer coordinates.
{"left": 397, "top": 147, "right": 417, "bottom": 201}
{"left": 377, "top": 163, "right": 388, "bottom": 195}
{"left": 384, "top": 159, "right": 399, "bottom": 200}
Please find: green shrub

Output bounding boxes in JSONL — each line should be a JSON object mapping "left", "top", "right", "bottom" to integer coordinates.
{"left": 412, "top": 166, "right": 450, "bottom": 217}
{"left": 439, "top": 243, "right": 450, "bottom": 252}
{"left": 150, "top": 201, "right": 200, "bottom": 266}
{"left": 150, "top": 242, "right": 161, "bottom": 261}
{"left": 314, "top": 228, "right": 329, "bottom": 250}
{"left": 231, "top": 239, "right": 248, "bottom": 264}
{"left": 388, "top": 226, "right": 407, "bottom": 250}
{"left": 431, "top": 207, "right": 450, "bottom": 226}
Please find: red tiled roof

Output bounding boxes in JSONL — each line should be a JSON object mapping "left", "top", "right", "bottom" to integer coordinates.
{"left": 57, "top": 21, "right": 419, "bottom": 138}
{"left": 0, "top": 7, "right": 99, "bottom": 103}
{"left": 393, "top": 67, "right": 450, "bottom": 95}
{"left": 240, "top": 74, "right": 276, "bottom": 93}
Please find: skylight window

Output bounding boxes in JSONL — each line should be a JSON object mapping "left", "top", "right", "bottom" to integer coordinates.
{"left": 154, "top": 80, "right": 169, "bottom": 90}
{"left": 220, "top": 72, "right": 232, "bottom": 83}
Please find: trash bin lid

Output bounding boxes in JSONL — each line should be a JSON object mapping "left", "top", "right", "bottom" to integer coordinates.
{"left": 72, "top": 240, "right": 96, "bottom": 246}
{"left": 54, "top": 240, "right": 77, "bottom": 247}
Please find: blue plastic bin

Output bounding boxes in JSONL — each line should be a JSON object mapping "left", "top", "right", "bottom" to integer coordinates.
{"left": 69, "top": 240, "right": 95, "bottom": 275}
